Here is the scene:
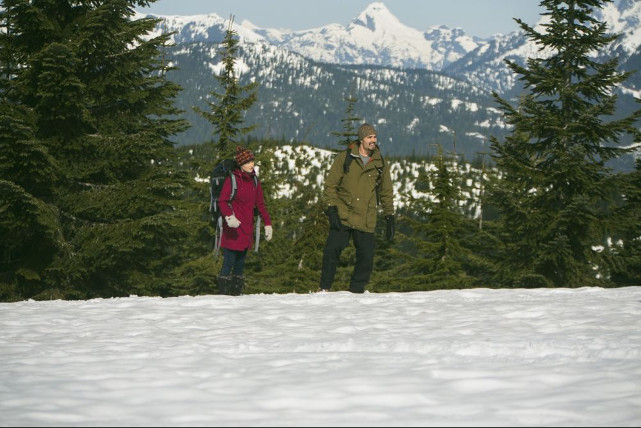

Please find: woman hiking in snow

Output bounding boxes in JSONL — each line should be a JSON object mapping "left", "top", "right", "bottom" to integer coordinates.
{"left": 217, "top": 146, "right": 273, "bottom": 295}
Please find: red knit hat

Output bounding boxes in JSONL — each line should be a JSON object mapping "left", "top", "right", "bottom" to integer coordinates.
{"left": 235, "top": 145, "right": 255, "bottom": 166}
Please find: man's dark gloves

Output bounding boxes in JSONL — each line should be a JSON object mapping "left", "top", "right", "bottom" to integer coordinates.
{"left": 327, "top": 206, "right": 342, "bottom": 231}
{"left": 385, "top": 215, "right": 395, "bottom": 242}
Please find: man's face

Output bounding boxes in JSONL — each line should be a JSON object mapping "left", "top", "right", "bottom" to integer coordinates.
{"left": 361, "top": 134, "right": 377, "bottom": 151}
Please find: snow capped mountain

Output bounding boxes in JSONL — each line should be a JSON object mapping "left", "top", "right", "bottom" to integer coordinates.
{"left": 448, "top": 0, "right": 641, "bottom": 93}
{"left": 140, "top": 2, "right": 485, "bottom": 72}
{"left": 139, "top": 1, "right": 640, "bottom": 167}
{"left": 601, "top": 0, "right": 641, "bottom": 56}
{"left": 423, "top": 26, "right": 484, "bottom": 69}
{"left": 142, "top": 0, "right": 640, "bottom": 94}
{"left": 254, "top": 2, "right": 483, "bottom": 70}
{"left": 141, "top": 12, "right": 265, "bottom": 44}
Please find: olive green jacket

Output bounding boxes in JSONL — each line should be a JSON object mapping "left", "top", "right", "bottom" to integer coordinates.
{"left": 323, "top": 143, "right": 394, "bottom": 233}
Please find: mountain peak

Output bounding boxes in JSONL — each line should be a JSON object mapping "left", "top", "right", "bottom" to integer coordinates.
{"left": 361, "top": 1, "right": 394, "bottom": 16}
{"left": 352, "top": 2, "right": 402, "bottom": 32}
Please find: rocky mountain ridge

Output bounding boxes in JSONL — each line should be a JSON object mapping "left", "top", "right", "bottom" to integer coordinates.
{"left": 141, "top": 1, "right": 640, "bottom": 167}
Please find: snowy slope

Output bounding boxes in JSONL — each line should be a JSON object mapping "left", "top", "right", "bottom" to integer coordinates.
{"left": 256, "top": 2, "right": 484, "bottom": 70}
{"left": 140, "top": 0, "right": 641, "bottom": 93}
{"left": 138, "top": 2, "right": 485, "bottom": 72}
{"left": 2, "top": 286, "right": 640, "bottom": 426}
{"left": 138, "top": 1, "right": 640, "bottom": 162}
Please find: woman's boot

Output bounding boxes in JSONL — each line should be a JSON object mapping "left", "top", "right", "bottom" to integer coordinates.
{"left": 217, "top": 275, "right": 233, "bottom": 295}
{"left": 231, "top": 275, "right": 246, "bottom": 296}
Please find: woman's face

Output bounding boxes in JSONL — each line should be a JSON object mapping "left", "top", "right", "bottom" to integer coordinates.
{"left": 241, "top": 160, "right": 254, "bottom": 173}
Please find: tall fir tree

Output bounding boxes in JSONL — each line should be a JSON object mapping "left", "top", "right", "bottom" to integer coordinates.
{"left": 0, "top": 0, "right": 194, "bottom": 300}
{"left": 489, "top": 0, "right": 641, "bottom": 287}
{"left": 330, "top": 83, "right": 361, "bottom": 148}
{"left": 193, "top": 16, "right": 258, "bottom": 158}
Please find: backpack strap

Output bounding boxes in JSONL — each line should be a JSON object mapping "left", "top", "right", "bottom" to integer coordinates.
{"left": 254, "top": 215, "right": 261, "bottom": 253}
{"left": 213, "top": 216, "right": 224, "bottom": 258}
{"left": 252, "top": 174, "right": 260, "bottom": 252}
{"left": 374, "top": 154, "right": 385, "bottom": 205}
{"left": 228, "top": 174, "right": 237, "bottom": 210}
{"left": 214, "top": 173, "right": 238, "bottom": 258}
{"left": 343, "top": 146, "right": 356, "bottom": 174}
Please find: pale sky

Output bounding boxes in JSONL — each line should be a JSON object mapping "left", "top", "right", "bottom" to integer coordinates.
{"left": 138, "top": 0, "right": 544, "bottom": 39}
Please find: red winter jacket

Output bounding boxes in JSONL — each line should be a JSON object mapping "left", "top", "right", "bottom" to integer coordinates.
{"left": 218, "top": 168, "right": 272, "bottom": 251}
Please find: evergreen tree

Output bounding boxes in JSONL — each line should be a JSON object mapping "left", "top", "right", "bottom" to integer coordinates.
{"left": 403, "top": 146, "right": 477, "bottom": 289}
{"left": 250, "top": 142, "right": 329, "bottom": 294}
{"left": 489, "top": 0, "right": 641, "bottom": 287}
{"left": 0, "top": 0, "right": 192, "bottom": 300}
{"left": 330, "top": 83, "right": 361, "bottom": 148}
{"left": 608, "top": 158, "right": 641, "bottom": 285}
{"left": 193, "top": 16, "right": 258, "bottom": 157}
{"left": 0, "top": 104, "right": 62, "bottom": 300}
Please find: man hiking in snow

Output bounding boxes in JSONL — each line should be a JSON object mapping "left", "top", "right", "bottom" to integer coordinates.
{"left": 319, "top": 123, "right": 395, "bottom": 293}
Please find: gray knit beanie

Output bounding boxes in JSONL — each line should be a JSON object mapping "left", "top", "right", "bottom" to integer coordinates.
{"left": 358, "top": 123, "right": 377, "bottom": 141}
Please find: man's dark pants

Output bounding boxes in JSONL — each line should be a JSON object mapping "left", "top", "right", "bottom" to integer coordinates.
{"left": 319, "top": 226, "right": 375, "bottom": 293}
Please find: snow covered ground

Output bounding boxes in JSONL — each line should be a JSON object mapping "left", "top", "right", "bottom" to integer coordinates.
{"left": 1, "top": 286, "right": 640, "bottom": 427}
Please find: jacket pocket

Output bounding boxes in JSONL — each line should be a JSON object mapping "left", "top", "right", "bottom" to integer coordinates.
{"left": 366, "top": 198, "right": 377, "bottom": 229}
{"left": 337, "top": 190, "right": 352, "bottom": 211}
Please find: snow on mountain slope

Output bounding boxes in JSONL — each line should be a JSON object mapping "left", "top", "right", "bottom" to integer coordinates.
{"left": 445, "top": 0, "right": 641, "bottom": 93}
{"left": 257, "top": 2, "right": 484, "bottom": 70}
{"left": 140, "top": 0, "right": 640, "bottom": 92}
{"left": 601, "top": 0, "right": 641, "bottom": 55}
{"left": 262, "top": 2, "right": 478, "bottom": 70}
{"left": 138, "top": 12, "right": 265, "bottom": 44}
{"left": 139, "top": 2, "right": 485, "bottom": 72}
{"left": 138, "top": 1, "right": 640, "bottom": 163}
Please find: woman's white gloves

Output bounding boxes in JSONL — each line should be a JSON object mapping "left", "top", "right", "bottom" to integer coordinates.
{"left": 224, "top": 216, "right": 271, "bottom": 241}
{"left": 225, "top": 214, "right": 241, "bottom": 228}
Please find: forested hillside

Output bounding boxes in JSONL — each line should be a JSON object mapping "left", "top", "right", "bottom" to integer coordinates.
{"left": 144, "top": 0, "right": 641, "bottom": 170}
{"left": 164, "top": 42, "right": 503, "bottom": 160}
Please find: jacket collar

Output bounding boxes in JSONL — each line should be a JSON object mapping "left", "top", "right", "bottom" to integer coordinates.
{"left": 234, "top": 168, "right": 256, "bottom": 181}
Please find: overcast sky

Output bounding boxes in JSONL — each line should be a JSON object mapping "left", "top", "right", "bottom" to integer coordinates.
{"left": 137, "top": 0, "right": 544, "bottom": 39}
